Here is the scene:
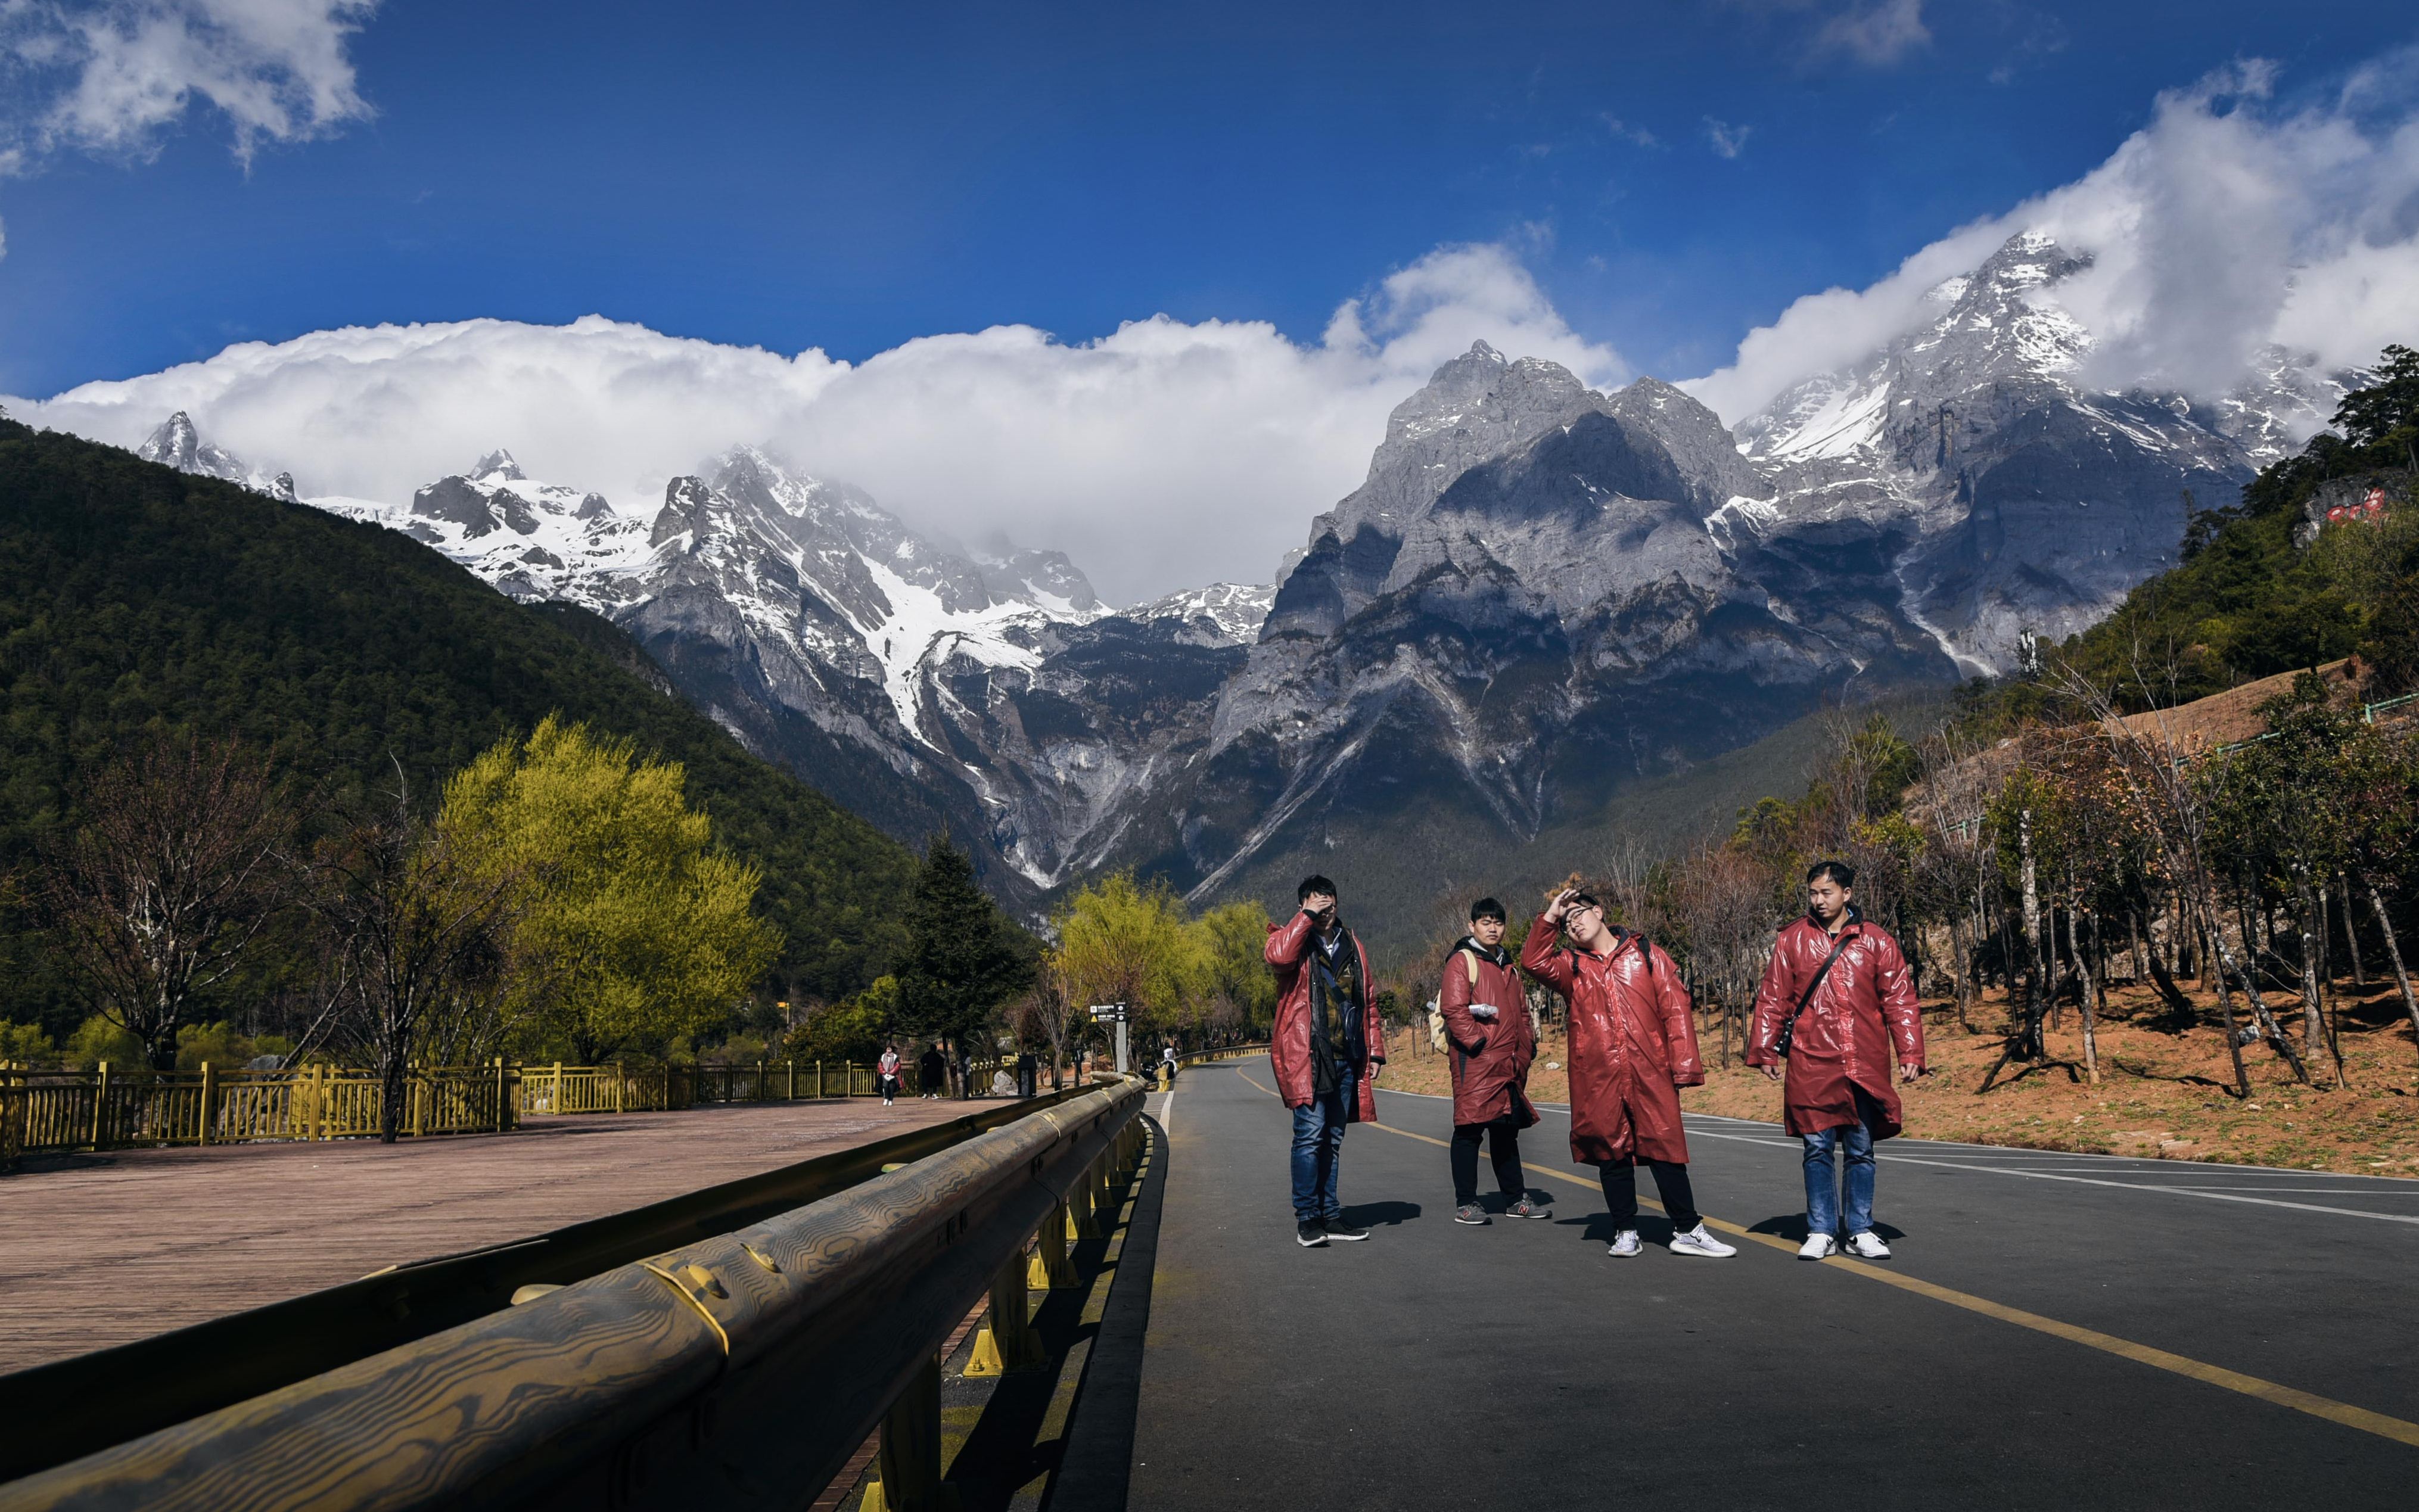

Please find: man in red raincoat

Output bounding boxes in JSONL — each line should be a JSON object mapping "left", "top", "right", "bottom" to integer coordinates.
{"left": 1266, "top": 875, "right": 1385, "bottom": 1249}
{"left": 1748, "top": 860, "right": 1925, "bottom": 1261}
{"left": 1522, "top": 888, "right": 1736, "bottom": 1259}
{"left": 1438, "top": 897, "right": 1547, "bottom": 1225}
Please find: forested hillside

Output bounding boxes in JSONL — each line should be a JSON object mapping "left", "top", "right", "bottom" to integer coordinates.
{"left": 2016, "top": 343, "right": 2418, "bottom": 714}
{"left": 0, "top": 418, "right": 918, "bottom": 1035}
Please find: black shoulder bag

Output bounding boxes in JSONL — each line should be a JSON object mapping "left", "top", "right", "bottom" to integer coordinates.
{"left": 1773, "top": 920, "right": 1855, "bottom": 1060}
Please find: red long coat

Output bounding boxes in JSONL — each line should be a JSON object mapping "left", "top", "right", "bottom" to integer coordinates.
{"left": 1438, "top": 942, "right": 1537, "bottom": 1127}
{"left": 1747, "top": 914, "right": 1924, "bottom": 1137}
{"left": 1520, "top": 919, "right": 1702, "bottom": 1165}
{"left": 1266, "top": 911, "right": 1383, "bottom": 1119}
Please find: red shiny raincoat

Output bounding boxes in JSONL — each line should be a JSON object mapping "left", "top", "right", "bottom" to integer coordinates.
{"left": 1520, "top": 919, "right": 1702, "bottom": 1164}
{"left": 1266, "top": 910, "right": 1383, "bottom": 1119}
{"left": 1438, "top": 942, "right": 1538, "bottom": 1128}
{"left": 1746, "top": 914, "right": 1924, "bottom": 1137}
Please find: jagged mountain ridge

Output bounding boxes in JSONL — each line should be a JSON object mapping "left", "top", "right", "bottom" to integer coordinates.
{"left": 291, "top": 439, "right": 1271, "bottom": 905}
{"left": 131, "top": 229, "right": 2353, "bottom": 923}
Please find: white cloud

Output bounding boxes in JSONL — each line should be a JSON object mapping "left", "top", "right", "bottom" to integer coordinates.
{"left": 1705, "top": 117, "right": 1753, "bottom": 159}
{"left": 8, "top": 244, "right": 1629, "bottom": 606}
{"left": 1685, "top": 56, "right": 2419, "bottom": 422}
{"left": 1816, "top": 0, "right": 1930, "bottom": 67}
{"left": 4, "top": 0, "right": 376, "bottom": 167}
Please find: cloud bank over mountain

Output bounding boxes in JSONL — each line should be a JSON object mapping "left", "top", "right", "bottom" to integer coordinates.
{"left": 11, "top": 244, "right": 1623, "bottom": 605}
{"left": 1686, "top": 56, "right": 2419, "bottom": 422}
{"left": 11, "top": 54, "right": 2417, "bottom": 605}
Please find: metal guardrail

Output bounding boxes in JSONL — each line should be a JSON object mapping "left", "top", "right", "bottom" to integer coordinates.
{"left": 0, "top": 1074, "right": 1148, "bottom": 1511}
{"left": 0, "top": 1079, "right": 1106, "bottom": 1486}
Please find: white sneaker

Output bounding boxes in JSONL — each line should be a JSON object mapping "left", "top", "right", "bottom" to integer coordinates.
{"left": 1668, "top": 1223, "right": 1737, "bottom": 1258}
{"left": 1845, "top": 1231, "right": 1892, "bottom": 1259}
{"left": 1606, "top": 1229, "right": 1642, "bottom": 1258}
{"left": 1798, "top": 1233, "right": 1837, "bottom": 1261}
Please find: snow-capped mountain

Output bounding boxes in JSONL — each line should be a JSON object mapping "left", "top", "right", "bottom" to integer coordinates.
{"left": 127, "top": 231, "right": 2364, "bottom": 921}
{"left": 137, "top": 413, "right": 299, "bottom": 502}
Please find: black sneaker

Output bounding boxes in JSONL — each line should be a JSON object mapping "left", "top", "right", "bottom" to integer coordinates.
{"left": 1296, "top": 1221, "right": 1329, "bottom": 1248}
{"left": 1454, "top": 1203, "right": 1491, "bottom": 1225}
{"left": 1322, "top": 1216, "right": 1371, "bottom": 1241}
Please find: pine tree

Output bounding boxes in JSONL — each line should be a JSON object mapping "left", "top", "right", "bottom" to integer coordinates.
{"left": 894, "top": 837, "right": 1037, "bottom": 1077}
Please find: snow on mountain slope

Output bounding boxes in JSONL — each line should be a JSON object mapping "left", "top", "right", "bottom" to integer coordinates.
{"left": 1127, "top": 582, "right": 1275, "bottom": 645}
{"left": 137, "top": 412, "right": 299, "bottom": 502}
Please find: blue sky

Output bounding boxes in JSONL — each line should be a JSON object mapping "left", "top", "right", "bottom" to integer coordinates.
{"left": 2, "top": 0, "right": 2410, "bottom": 397}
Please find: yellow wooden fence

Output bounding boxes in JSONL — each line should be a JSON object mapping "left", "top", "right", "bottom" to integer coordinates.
{"left": 2, "top": 1054, "right": 1022, "bottom": 1163}
{"left": 0, "top": 1061, "right": 518, "bottom": 1161}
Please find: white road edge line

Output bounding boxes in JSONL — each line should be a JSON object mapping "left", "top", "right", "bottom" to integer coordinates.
{"left": 1372, "top": 1086, "right": 2419, "bottom": 1223}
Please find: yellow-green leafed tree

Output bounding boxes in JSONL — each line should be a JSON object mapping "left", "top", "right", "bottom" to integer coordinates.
{"left": 1194, "top": 900, "right": 1277, "bottom": 1036}
{"left": 440, "top": 717, "right": 781, "bottom": 1063}
{"left": 1049, "top": 872, "right": 1205, "bottom": 1046}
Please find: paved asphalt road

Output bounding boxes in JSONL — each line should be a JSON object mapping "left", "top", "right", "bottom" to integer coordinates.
{"left": 1126, "top": 1057, "right": 2419, "bottom": 1510}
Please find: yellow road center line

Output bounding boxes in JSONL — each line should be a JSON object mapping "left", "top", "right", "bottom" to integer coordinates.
{"left": 1233, "top": 1069, "right": 2419, "bottom": 1450}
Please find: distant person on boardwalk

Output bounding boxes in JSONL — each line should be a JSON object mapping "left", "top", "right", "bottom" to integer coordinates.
{"left": 1748, "top": 860, "right": 1924, "bottom": 1261}
{"left": 1523, "top": 886, "right": 1736, "bottom": 1259}
{"left": 1266, "top": 874, "right": 1385, "bottom": 1249}
{"left": 918, "top": 1043, "right": 946, "bottom": 1101}
{"left": 1161, "top": 1042, "right": 1179, "bottom": 1083}
{"left": 877, "top": 1044, "right": 903, "bottom": 1106}
{"left": 1439, "top": 897, "right": 1547, "bottom": 1225}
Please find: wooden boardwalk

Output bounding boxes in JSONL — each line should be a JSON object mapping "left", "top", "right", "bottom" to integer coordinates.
{"left": 0, "top": 1096, "right": 990, "bottom": 1375}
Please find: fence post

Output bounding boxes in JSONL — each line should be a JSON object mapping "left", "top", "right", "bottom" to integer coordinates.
{"left": 844, "top": 1060, "right": 854, "bottom": 1098}
{"left": 815, "top": 1059, "right": 825, "bottom": 1099}
{"left": 786, "top": 1059, "right": 795, "bottom": 1100}
{"left": 867, "top": 1353, "right": 944, "bottom": 1512}
{"left": 410, "top": 1064, "right": 425, "bottom": 1139}
{"left": 552, "top": 1060, "right": 564, "bottom": 1115}
{"left": 965, "top": 1249, "right": 1046, "bottom": 1377}
{"left": 198, "top": 1062, "right": 215, "bottom": 1147}
{"left": 495, "top": 1059, "right": 508, "bottom": 1133}
{"left": 615, "top": 1062, "right": 626, "bottom": 1115}
{"left": 92, "top": 1062, "right": 110, "bottom": 1151}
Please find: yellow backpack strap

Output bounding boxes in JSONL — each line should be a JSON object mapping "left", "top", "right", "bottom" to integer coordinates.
{"left": 1463, "top": 948, "right": 1481, "bottom": 987}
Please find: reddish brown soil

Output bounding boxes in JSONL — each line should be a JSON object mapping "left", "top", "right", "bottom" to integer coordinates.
{"left": 1378, "top": 982, "right": 2419, "bottom": 1174}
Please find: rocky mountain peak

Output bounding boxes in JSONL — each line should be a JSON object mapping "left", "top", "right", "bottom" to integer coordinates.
{"left": 472, "top": 448, "right": 526, "bottom": 481}
{"left": 135, "top": 412, "right": 299, "bottom": 501}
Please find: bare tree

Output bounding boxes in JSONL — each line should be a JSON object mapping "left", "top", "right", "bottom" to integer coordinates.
{"left": 43, "top": 736, "right": 295, "bottom": 1071}
{"left": 307, "top": 779, "right": 520, "bottom": 1143}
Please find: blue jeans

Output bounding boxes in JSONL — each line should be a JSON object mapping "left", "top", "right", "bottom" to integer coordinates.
{"left": 1289, "top": 1068, "right": 1357, "bottom": 1221}
{"left": 1802, "top": 1084, "right": 1888, "bottom": 1239}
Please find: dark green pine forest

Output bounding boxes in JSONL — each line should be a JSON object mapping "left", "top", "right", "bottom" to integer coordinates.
{"left": 0, "top": 416, "right": 919, "bottom": 1036}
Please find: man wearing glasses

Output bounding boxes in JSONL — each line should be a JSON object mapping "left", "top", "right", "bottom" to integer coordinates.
{"left": 1522, "top": 886, "right": 1736, "bottom": 1259}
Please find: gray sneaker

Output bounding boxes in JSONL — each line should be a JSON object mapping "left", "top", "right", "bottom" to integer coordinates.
{"left": 1506, "top": 1197, "right": 1553, "bottom": 1219}
{"left": 1454, "top": 1203, "right": 1491, "bottom": 1225}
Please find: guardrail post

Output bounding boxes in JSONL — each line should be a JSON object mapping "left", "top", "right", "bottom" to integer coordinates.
{"left": 197, "top": 1062, "right": 215, "bottom": 1146}
{"left": 614, "top": 1062, "right": 626, "bottom": 1115}
{"left": 786, "top": 1059, "right": 796, "bottom": 1100}
{"left": 1028, "top": 1204, "right": 1077, "bottom": 1289}
{"left": 816, "top": 1059, "right": 825, "bottom": 1098}
{"left": 965, "top": 1250, "right": 1046, "bottom": 1377}
{"left": 92, "top": 1062, "right": 110, "bottom": 1151}
{"left": 1080, "top": 1150, "right": 1112, "bottom": 1237}
{"left": 866, "top": 1352, "right": 946, "bottom": 1512}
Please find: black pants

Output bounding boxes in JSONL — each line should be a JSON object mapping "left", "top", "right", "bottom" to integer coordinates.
{"left": 1599, "top": 1158, "right": 1700, "bottom": 1234}
{"left": 1451, "top": 1116, "right": 1527, "bottom": 1205}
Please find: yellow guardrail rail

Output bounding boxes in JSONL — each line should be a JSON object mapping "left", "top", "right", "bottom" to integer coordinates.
{"left": 0, "top": 1074, "right": 1151, "bottom": 1511}
{"left": 1154, "top": 1041, "right": 1270, "bottom": 1088}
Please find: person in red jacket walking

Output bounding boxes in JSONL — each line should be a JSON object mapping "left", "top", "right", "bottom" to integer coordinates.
{"left": 1748, "top": 860, "right": 1926, "bottom": 1261}
{"left": 1438, "top": 897, "right": 1547, "bottom": 1225}
{"left": 1266, "top": 875, "right": 1386, "bottom": 1249}
{"left": 1522, "top": 887, "right": 1736, "bottom": 1259}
